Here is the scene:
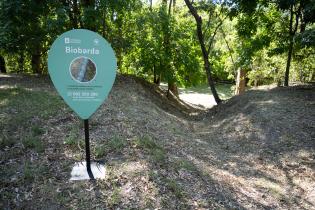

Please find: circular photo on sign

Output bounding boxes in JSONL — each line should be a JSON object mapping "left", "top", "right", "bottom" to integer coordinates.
{"left": 70, "top": 57, "right": 97, "bottom": 83}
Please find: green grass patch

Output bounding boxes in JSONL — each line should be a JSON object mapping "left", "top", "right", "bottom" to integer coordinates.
{"left": 164, "top": 178, "right": 184, "bottom": 199}
{"left": 151, "top": 148, "right": 166, "bottom": 163}
{"left": 174, "top": 159, "right": 197, "bottom": 172}
{"left": 108, "top": 187, "right": 121, "bottom": 207}
{"left": 23, "top": 162, "right": 50, "bottom": 183}
{"left": 135, "top": 136, "right": 166, "bottom": 165}
{"left": 95, "top": 136, "right": 127, "bottom": 158}
{"left": 0, "top": 135, "right": 16, "bottom": 148}
{"left": 64, "top": 127, "right": 79, "bottom": 147}
{"left": 31, "top": 125, "right": 45, "bottom": 136}
{"left": 23, "top": 162, "right": 35, "bottom": 182}
{"left": 135, "top": 136, "right": 162, "bottom": 150}
{"left": 22, "top": 135, "right": 44, "bottom": 153}
{"left": 63, "top": 125, "right": 85, "bottom": 151}
{"left": 0, "top": 88, "right": 65, "bottom": 130}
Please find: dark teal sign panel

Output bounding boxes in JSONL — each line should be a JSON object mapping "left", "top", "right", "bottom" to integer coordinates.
{"left": 48, "top": 29, "right": 116, "bottom": 119}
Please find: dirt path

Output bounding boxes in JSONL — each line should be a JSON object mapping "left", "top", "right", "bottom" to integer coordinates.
{"left": 1, "top": 74, "right": 314, "bottom": 209}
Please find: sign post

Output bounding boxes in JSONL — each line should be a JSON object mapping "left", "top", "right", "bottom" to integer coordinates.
{"left": 48, "top": 29, "right": 116, "bottom": 180}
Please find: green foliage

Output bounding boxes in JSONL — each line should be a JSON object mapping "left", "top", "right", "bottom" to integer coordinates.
{"left": 0, "top": 0, "right": 313, "bottom": 85}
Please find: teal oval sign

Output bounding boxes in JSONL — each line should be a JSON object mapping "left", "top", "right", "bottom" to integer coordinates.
{"left": 48, "top": 29, "right": 116, "bottom": 119}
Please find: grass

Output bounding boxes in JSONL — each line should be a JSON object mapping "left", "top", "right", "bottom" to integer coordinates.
{"left": 31, "top": 125, "right": 45, "bottom": 136}
{"left": 22, "top": 135, "right": 44, "bottom": 153}
{"left": 109, "top": 187, "right": 121, "bottom": 207}
{"left": 164, "top": 178, "right": 184, "bottom": 199}
{"left": 174, "top": 159, "right": 197, "bottom": 172}
{"left": 0, "top": 88, "right": 65, "bottom": 131}
{"left": 254, "top": 178, "right": 285, "bottom": 200}
{"left": 134, "top": 136, "right": 167, "bottom": 165}
{"left": 95, "top": 136, "right": 127, "bottom": 158}
{"left": 23, "top": 162, "right": 35, "bottom": 182}
{"left": 63, "top": 125, "right": 86, "bottom": 153}
{"left": 0, "top": 135, "right": 16, "bottom": 148}
{"left": 21, "top": 125, "right": 46, "bottom": 153}
{"left": 64, "top": 127, "right": 79, "bottom": 146}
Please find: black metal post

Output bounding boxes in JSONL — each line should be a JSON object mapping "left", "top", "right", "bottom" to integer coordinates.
{"left": 84, "top": 119, "right": 94, "bottom": 179}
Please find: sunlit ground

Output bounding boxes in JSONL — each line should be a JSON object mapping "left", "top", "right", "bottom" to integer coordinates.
{"left": 161, "top": 83, "right": 235, "bottom": 108}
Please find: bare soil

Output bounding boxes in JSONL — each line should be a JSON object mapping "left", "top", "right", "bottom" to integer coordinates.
{"left": 0, "top": 73, "right": 314, "bottom": 209}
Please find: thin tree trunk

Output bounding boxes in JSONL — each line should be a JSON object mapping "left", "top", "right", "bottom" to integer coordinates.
{"left": 31, "top": 53, "right": 41, "bottom": 74}
{"left": 18, "top": 53, "right": 24, "bottom": 73}
{"left": 116, "top": 18, "right": 123, "bottom": 72}
{"left": 153, "top": 64, "right": 160, "bottom": 85}
{"left": 284, "top": 4, "right": 294, "bottom": 87}
{"left": 62, "top": 0, "right": 79, "bottom": 28}
{"left": 163, "top": 0, "right": 178, "bottom": 96}
{"left": 0, "top": 55, "right": 6, "bottom": 73}
{"left": 284, "top": 3, "right": 300, "bottom": 86}
{"left": 102, "top": 9, "right": 107, "bottom": 37}
{"left": 284, "top": 36, "right": 294, "bottom": 86}
{"left": 168, "top": 0, "right": 172, "bottom": 15}
{"left": 81, "top": 0, "right": 96, "bottom": 30}
{"left": 183, "top": 0, "right": 221, "bottom": 104}
{"left": 220, "top": 27, "right": 236, "bottom": 74}
{"left": 235, "top": 69, "right": 246, "bottom": 95}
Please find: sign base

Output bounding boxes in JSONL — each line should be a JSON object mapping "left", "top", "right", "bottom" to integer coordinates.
{"left": 70, "top": 162, "right": 105, "bottom": 180}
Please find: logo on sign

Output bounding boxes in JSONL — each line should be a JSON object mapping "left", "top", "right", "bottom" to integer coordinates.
{"left": 64, "top": 37, "right": 81, "bottom": 44}
{"left": 93, "top": 39, "right": 99, "bottom": 45}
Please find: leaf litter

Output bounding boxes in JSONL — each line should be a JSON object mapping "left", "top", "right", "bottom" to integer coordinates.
{"left": 0, "top": 73, "right": 314, "bottom": 209}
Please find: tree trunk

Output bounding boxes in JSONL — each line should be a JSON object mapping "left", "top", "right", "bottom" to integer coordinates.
{"left": 62, "top": 0, "right": 79, "bottom": 28}
{"left": 116, "top": 17, "right": 123, "bottom": 72}
{"left": 162, "top": 0, "right": 178, "bottom": 97}
{"left": 183, "top": 0, "right": 221, "bottom": 104}
{"left": 30, "top": 44, "right": 42, "bottom": 74}
{"left": 18, "top": 53, "right": 24, "bottom": 73}
{"left": 31, "top": 53, "right": 41, "bottom": 74}
{"left": 167, "top": 81, "right": 178, "bottom": 97}
{"left": 284, "top": 37, "right": 294, "bottom": 86}
{"left": 153, "top": 65, "right": 161, "bottom": 85}
{"left": 284, "top": 4, "right": 294, "bottom": 87}
{"left": 284, "top": 3, "right": 300, "bottom": 86}
{"left": 235, "top": 69, "right": 246, "bottom": 95}
{"left": 0, "top": 55, "right": 6, "bottom": 73}
{"left": 81, "top": 0, "right": 96, "bottom": 30}
{"left": 220, "top": 27, "right": 236, "bottom": 73}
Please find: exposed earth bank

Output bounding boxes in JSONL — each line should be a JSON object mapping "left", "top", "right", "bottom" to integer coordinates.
{"left": 0, "top": 74, "right": 314, "bottom": 209}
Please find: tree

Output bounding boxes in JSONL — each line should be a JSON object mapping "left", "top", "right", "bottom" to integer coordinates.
{"left": 183, "top": 0, "right": 222, "bottom": 104}
{"left": 0, "top": 0, "right": 53, "bottom": 74}
{"left": 0, "top": 55, "right": 6, "bottom": 73}
{"left": 273, "top": 0, "right": 315, "bottom": 86}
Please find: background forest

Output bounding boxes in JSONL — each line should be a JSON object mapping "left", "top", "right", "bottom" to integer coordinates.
{"left": 0, "top": 0, "right": 314, "bottom": 98}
